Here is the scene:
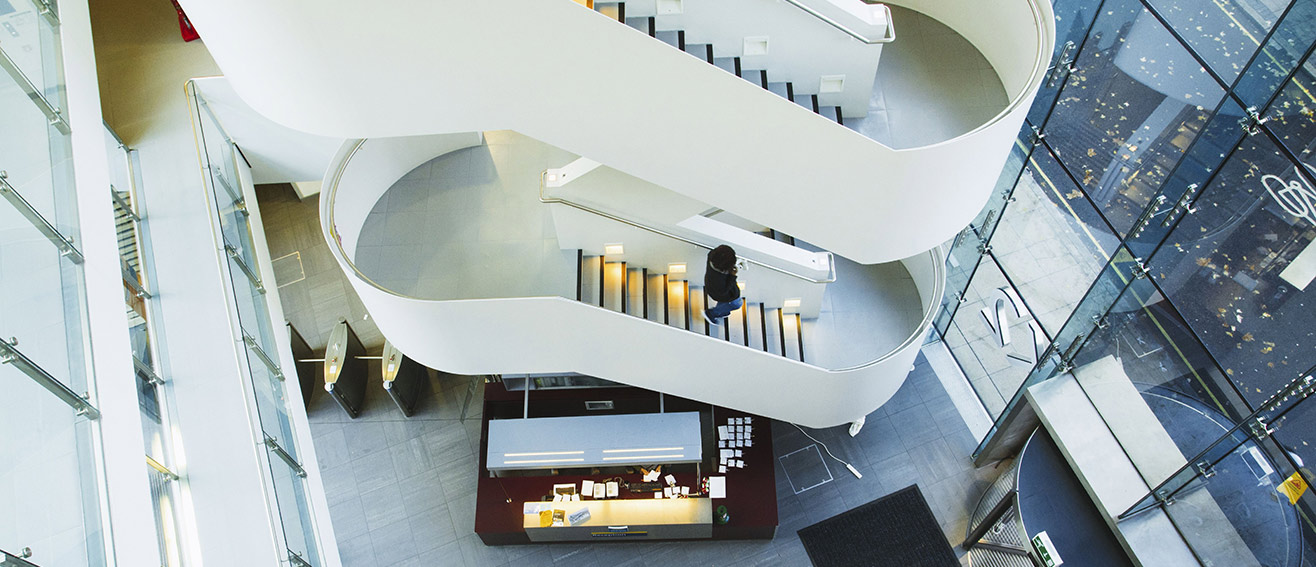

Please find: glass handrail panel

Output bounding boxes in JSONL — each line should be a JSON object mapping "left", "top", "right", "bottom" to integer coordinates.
{"left": 0, "top": 193, "right": 89, "bottom": 394}
{"left": 227, "top": 252, "right": 275, "bottom": 355}
{"left": 0, "top": 59, "right": 79, "bottom": 241}
{"left": 0, "top": 363, "right": 105, "bottom": 567}
{"left": 266, "top": 448, "right": 319, "bottom": 567}
{"left": 246, "top": 350, "right": 297, "bottom": 462}
{"left": 146, "top": 464, "right": 183, "bottom": 567}
{"left": 0, "top": 0, "right": 67, "bottom": 111}
{"left": 136, "top": 366, "right": 168, "bottom": 464}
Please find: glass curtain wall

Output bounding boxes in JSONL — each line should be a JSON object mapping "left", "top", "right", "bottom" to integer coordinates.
{"left": 186, "top": 83, "right": 321, "bottom": 567}
{"left": 940, "top": 0, "right": 1316, "bottom": 563}
{"left": 0, "top": 1, "right": 106, "bottom": 566}
{"left": 104, "top": 125, "right": 186, "bottom": 567}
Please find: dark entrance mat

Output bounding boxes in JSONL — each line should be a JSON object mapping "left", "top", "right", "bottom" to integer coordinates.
{"left": 797, "top": 484, "right": 958, "bottom": 567}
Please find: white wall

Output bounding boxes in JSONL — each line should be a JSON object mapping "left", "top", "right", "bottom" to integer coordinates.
{"left": 177, "top": 0, "right": 1054, "bottom": 265}
{"left": 192, "top": 78, "right": 345, "bottom": 186}
{"left": 322, "top": 136, "right": 944, "bottom": 428}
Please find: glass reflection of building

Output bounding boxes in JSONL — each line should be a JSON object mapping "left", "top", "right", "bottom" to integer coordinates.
{"left": 941, "top": 0, "right": 1316, "bottom": 563}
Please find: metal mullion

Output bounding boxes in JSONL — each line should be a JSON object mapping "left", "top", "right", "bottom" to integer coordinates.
{"left": 0, "top": 340, "right": 100, "bottom": 420}
{"left": 209, "top": 165, "right": 247, "bottom": 213}
{"left": 263, "top": 433, "right": 306, "bottom": 478}
{"left": 0, "top": 44, "right": 69, "bottom": 135}
{"left": 225, "top": 243, "right": 266, "bottom": 293}
{"left": 146, "top": 455, "right": 179, "bottom": 481}
{"left": 0, "top": 171, "right": 84, "bottom": 263}
{"left": 27, "top": 0, "right": 60, "bottom": 27}
{"left": 243, "top": 333, "right": 285, "bottom": 381}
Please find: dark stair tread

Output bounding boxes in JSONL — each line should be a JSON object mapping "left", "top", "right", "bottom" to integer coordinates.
{"left": 757, "top": 69, "right": 769, "bottom": 89}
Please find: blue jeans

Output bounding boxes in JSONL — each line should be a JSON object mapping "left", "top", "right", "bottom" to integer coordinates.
{"left": 706, "top": 297, "right": 744, "bottom": 319}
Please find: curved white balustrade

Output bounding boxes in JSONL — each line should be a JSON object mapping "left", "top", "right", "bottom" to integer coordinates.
{"left": 323, "top": 136, "right": 944, "bottom": 428}
{"left": 178, "top": 0, "right": 1054, "bottom": 264}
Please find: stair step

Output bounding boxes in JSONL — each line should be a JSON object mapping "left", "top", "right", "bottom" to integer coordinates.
{"left": 595, "top": 2, "right": 621, "bottom": 20}
{"left": 781, "top": 311, "right": 803, "bottom": 362}
{"left": 666, "top": 279, "right": 688, "bottom": 330}
{"left": 682, "top": 42, "right": 708, "bottom": 62}
{"left": 603, "top": 261, "right": 625, "bottom": 312}
{"left": 819, "top": 105, "right": 842, "bottom": 124}
{"left": 725, "top": 302, "right": 746, "bottom": 345}
{"left": 745, "top": 303, "right": 767, "bottom": 351}
{"left": 580, "top": 255, "right": 602, "bottom": 307}
{"left": 791, "top": 89, "right": 813, "bottom": 111}
{"left": 766, "top": 82, "right": 789, "bottom": 99}
{"left": 624, "top": 16, "right": 650, "bottom": 35}
{"left": 647, "top": 273, "right": 667, "bottom": 323}
{"left": 689, "top": 286, "right": 712, "bottom": 337}
{"left": 655, "top": 30, "right": 679, "bottom": 48}
{"left": 627, "top": 268, "right": 646, "bottom": 317}
{"left": 763, "top": 308, "right": 784, "bottom": 356}
{"left": 712, "top": 57, "right": 737, "bottom": 75}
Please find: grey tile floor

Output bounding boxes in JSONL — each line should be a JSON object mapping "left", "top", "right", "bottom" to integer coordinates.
{"left": 305, "top": 352, "right": 996, "bottom": 566}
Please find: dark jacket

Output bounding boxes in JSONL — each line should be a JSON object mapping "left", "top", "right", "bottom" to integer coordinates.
{"left": 704, "top": 263, "right": 740, "bottom": 303}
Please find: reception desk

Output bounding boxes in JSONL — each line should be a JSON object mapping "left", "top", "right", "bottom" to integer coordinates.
{"left": 474, "top": 382, "right": 777, "bottom": 545}
{"left": 523, "top": 498, "right": 712, "bottom": 542}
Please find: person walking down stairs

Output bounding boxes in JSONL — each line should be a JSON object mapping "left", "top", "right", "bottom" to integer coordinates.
{"left": 703, "top": 245, "right": 743, "bottom": 325}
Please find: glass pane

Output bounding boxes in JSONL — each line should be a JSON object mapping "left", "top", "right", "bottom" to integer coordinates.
{"left": 138, "top": 368, "right": 167, "bottom": 463}
{"left": 0, "top": 198, "right": 89, "bottom": 393}
{"left": 1265, "top": 54, "right": 1316, "bottom": 163}
{"left": 1233, "top": 1, "right": 1316, "bottom": 108}
{"left": 1151, "top": 132, "right": 1316, "bottom": 409}
{"left": 1026, "top": 0, "right": 1103, "bottom": 125}
{"left": 247, "top": 351, "right": 297, "bottom": 460}
{"left": 1269, "top": 383, "right": 1316, "bottom": 539}
{"left": 991, "top": 147, "right": 1120, "bottom": 336}
{"left": 1046, "top": 0, "right": 1227, "bottom": 237}
{"left": 147, "top": 466, "right": 182, "bottom": 567}
{"left": 1145, "top": 0, "right": 1285, "bottom": 85}
{"left": 268, "top": 455, "right": 319, "bottom": 567}
{"left": 0, "top": 364, "right": 105, "bottom": 567}
{"left": 0, "top": 63, "right": 79, "bottom": 240}
{"left": 943, "top": 256, "right": 1046, "bottom": 418}
{"left": 125, "top": 282, "right": 152, "bottom": 368}
{"left": 0, "top": 0, "right": 65, "bottom": 106}
{"left": 228, "top": 253, "right": 274, "bottom": 355}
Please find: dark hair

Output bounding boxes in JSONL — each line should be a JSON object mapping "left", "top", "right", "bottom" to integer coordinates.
{"left": 708, "top": 245, "right": 737, "bottom": 272}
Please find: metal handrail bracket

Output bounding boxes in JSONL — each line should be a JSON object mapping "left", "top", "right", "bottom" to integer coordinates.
{"left": 225, "top": 243, "right": 266, "bottom": 293}
{"left": 781, "top": 0, "right": 895, "bottom": 44}
{"left": 540, "top": 172, "right": 837, "bottom": 284}
{"left": 146, "top": 455, "right": 180, "bottom": 481}
{"left": 28, "top": 0, "right": 60, "bottom": 27}
{"left": 263, "top": 434, "right": 307, "bottom": 478}
{"left": 0, "top": 43, "right": 70, "bottom": 134}
{"left": 243, "top": 333, "right": 286, "bottom": 381}
{"left": 0, "top": 339, "right": 101, "bottom": 420}
{"left": 0, "top": 171, "right": 84, "bottom": 263}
